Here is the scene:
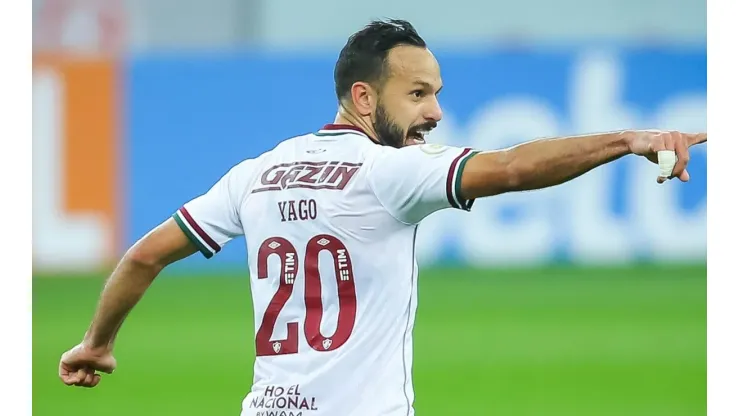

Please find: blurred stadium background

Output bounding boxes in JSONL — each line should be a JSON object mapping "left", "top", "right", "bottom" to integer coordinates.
{"left": 32, "top": 0, "right": 706, "bottom": 415}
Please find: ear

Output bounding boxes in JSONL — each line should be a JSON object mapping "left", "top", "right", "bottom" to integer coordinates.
{"left": 349, "top": 82, "right": 377, "bottom": 117}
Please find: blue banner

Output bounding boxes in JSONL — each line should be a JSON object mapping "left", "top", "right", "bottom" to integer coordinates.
{"left": 125, "top": 47, "right": 706, "bottom": 268}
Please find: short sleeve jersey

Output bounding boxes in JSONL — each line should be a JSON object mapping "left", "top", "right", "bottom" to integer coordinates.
{"left": 172, "top": 124, "right": 478, "bottom": 416}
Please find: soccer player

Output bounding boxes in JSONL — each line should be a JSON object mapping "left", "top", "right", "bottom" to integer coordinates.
{"left": 59, "top": 19, "right": 706, "bottom": 416}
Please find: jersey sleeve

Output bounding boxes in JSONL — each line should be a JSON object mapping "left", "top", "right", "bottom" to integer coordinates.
{"left": 367, "top": 144, "right": 480, "bottom": 224}
{"left": 171, "top": 160, "right": 254, "bottom": 258}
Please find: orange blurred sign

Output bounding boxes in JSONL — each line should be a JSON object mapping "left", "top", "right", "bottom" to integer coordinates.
{"left": 33, "top": 54, "right": 122, "bottom": 272}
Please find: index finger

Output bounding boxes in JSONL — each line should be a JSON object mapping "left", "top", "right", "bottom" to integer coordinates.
{"left": 59, "top": 363, "right": 78, "bottom": 385}
{"left": 59, "top": 361, "right": 70, "bottom": 378}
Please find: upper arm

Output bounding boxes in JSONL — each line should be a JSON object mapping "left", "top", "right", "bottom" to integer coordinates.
{"left": 125, "top": 159, "right": 256, "bottom": 268}
{"left": 127, "top": 217, "right": 200, "bottom": 268}
{"left": 170, "top": 159, "right": 255, "bottom": 259}
{"left": 368, "top": 144, "right": 480, "bottom": 224}
{"left": 457, "top": 150, "right": 517, "bottom": 200}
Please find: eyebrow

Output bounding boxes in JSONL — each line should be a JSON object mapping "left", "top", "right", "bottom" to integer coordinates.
{"left": 413, "top": 80, "right": 443, "bottom": 94}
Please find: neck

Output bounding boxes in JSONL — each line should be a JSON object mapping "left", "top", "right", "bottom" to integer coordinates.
{"left": 333, "top": 107, "right": 380, "bottom": 144}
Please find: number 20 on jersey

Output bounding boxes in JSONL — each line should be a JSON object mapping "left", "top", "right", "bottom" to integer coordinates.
{"left": 255, "top": 234, "right": 357, "bottom": 357}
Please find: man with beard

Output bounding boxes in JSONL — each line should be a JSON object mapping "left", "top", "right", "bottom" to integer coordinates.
{"left": 59, "top": 19, "right": 706, "bottom": 416}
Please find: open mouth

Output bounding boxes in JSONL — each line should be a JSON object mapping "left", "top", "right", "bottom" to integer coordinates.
{"left": 406, "top": 130, "right": 427, "bottom": 144}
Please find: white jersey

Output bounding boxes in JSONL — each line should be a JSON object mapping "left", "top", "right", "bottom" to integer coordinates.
{"left": 172, "top": 124, "right": 478, "bottom": 416}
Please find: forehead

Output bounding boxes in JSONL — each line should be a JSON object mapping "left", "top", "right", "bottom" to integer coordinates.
{"left": 385, "top": 45, "right": 442, "bottom": 87}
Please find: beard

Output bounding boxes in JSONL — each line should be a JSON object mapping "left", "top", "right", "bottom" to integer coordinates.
{"left": 373, "top": 102, "right": 437, "bottom": 148}
{"left": 373, "top": 103, "right": 405, "bottom": 148}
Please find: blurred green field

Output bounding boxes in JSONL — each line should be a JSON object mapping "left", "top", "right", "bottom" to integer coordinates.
{"left": 33, "top": 265, "right": 706, "bottom": 416}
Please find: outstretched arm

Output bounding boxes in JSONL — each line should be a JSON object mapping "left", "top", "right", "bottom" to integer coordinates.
{"left": 60, "top": 158, "right": 253, "bottom": 388}
{"left": 59, "top": 219, "right": 197, "bottom": 387}
{"left": 459, "top": 130, "right": 706, "bottom": 199}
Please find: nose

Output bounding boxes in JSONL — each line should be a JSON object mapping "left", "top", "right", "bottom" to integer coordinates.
{"left": 424, "top": 97, "right": 443, "bottom": 123}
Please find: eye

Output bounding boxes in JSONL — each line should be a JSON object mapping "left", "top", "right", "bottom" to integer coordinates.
{"left": 411, "top": 90, "right": 424, "bottom": 99}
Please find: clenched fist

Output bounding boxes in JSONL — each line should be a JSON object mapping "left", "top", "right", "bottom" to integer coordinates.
{"left": 59, "top": 342, "right": 117, "bottom": 388}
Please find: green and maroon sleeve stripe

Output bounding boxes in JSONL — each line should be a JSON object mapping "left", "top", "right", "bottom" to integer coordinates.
{"left": 172, "top": 207, "right": 221, "bottom": 258}
{"left": 446, "top": 148, "right": 480, "bottom": 211}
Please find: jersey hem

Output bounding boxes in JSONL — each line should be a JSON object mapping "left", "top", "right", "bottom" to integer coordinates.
{"left": 446, "top": 148, "right": 478, "bottom": 211}
{"left": 172, "top": 208, "right": 220, "bottom": 258}
{"left": 454, "top": 150, "right": 480, "bottom": 211}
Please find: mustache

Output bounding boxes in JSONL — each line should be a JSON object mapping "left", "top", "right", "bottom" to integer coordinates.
{"left": 409, "top": 121, "right": 438, "bottom": 134}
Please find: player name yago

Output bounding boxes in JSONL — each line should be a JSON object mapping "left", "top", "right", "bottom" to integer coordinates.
{"left": 249, "top": 384, "right": 319, "bottom": 416}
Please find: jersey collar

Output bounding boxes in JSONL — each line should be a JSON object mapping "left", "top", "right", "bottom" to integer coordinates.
{"left": 317, "top": 124, "right": 379, "bottom": 144}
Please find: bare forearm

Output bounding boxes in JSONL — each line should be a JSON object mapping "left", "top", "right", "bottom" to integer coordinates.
{"left": 80, "top": 219, "right": 197, "bottom": 350}
{"left": 504, "top": 131, "right": 631, "bottom": 190}
{"left": 83, "top": 252, "right": 163, "bottom": 349}
{"left": 463, "top": 131, "right": 632, "bottom": 197}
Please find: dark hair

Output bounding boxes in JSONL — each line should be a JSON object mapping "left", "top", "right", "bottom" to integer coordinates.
{"left": 334, "top": 19, "right": 427, "bottom": 102}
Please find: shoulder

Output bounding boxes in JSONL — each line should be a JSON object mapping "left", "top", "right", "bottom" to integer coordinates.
{"left": 366, "top": 143, "right": 464, "bottom": 169}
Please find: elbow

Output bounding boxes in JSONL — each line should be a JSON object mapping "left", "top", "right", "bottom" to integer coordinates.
{"left": 124, "top": 243, "right": 167, "bottom": 273}
{"left": 120, "top": 218, "right": 195, "bottom": 273}
{"left": 498, "top": 150, "right": 532, "bottom": 193}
